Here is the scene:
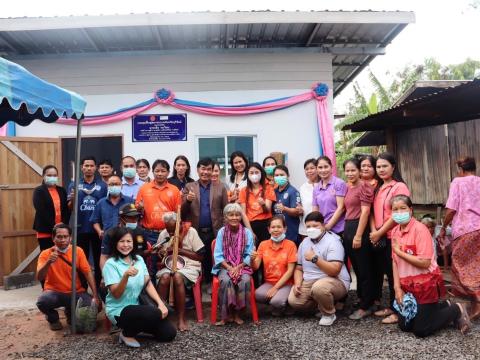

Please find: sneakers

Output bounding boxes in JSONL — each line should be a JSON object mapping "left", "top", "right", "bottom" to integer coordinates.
{"left": 49, "top": 321, "right": 63, "bottom": 331}
{"left": 319, "top": 313, "right": 336, "bottom": 326}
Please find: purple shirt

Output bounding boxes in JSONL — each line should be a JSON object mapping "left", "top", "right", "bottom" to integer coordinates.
{"left": 312, "top": 176, "right": 347, "bottom": 234}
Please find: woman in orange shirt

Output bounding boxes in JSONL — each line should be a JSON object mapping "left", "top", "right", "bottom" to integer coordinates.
{"left": 239, "top": 163, "right": 276, "bottom": 243}
{"left": 33, "top": 165, "right": 69, "bottom": 250}
{"left": 251, "top": 216, "right": 297, "bottom": 316}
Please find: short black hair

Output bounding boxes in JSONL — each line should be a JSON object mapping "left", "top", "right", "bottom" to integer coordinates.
{"left": 152, "top": 159, "right": 170, "bottom": 172}
{"left": 269, "top": 215, "right": 286, "bottom": 227}
{"left": 136, "top": 158, "right": 150, "bottom": 169}
{"left": 197, "top": 157, "right": 214, "bottom": 168}
{"left": 109, "top": 227, "right": 139, "bottom": 261}
{"left": 42, "top": 164, "right": 58, "bottom": 176}
{"left": 391, "top": 194, "right": 413, "bottom": 208}
{"left": 98, "top": 159, "right": 113, "bottom": 167}
{"left": 81, "top": 155, "right": 97, "bottom": 166}
{"left": 303, "top": 158, "right": 317, "bottom": 169}
{"left": 274, "top": 164, "right": 290, "bottom": 177}
{"left": 52, "top": 223, "right": 72, "bottom": 237}
{"left": 305, "top": 211, "right": 325, "bottom": 224}
{"left": 262, "top": 156, "right": 277, "bottom": 167}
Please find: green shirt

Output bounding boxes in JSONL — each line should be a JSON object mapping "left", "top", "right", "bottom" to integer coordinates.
{"left": 102, "top": 255, "right": 148, "bottom": 324}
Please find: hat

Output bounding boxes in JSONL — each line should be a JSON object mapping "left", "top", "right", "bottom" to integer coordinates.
{"left": 119, "top": 203, "right": 140, "bottom": 217}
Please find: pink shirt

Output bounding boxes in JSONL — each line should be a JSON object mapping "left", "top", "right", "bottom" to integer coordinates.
{"left": 445, "top": 175, "right": 480, "bottom": 239}
{"left": 391, "top": 218, "right": 438, "bottom": 279}
{"left": 373, "top": 180, "right": 410, "bottom": 238}
{"left": 344, "top": 181, "right": 374, "bottom": 220}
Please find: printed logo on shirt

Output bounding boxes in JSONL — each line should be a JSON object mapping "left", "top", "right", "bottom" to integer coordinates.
{"left": 80, "top": 195, "right": 97, "bottom": 211}
{"left": 137, "top": 235, "right": 144, "bottom": 244}
{"left": 283, "top": 193, "right": 289, "bottom": 200}
{"left": 403, "top": 245, "right": 417, "bottom": 256}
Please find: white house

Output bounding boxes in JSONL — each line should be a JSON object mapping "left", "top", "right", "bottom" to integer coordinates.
{"left": 1, "top": 10, "right": 414, "bottom": 187}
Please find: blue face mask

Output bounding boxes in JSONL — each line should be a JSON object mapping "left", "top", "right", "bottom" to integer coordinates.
{"left": 44, "top": 176, "right": 58, "bottom": 186}
{"left": 125, "top": 222, "right": 138, "bottom": 230}
{"left": 265, "top": 166, "right": 275, "bottom": 176}
{"left": 271, "top": 233, "right": 286, "bottom": 243}
{"left": 123, "top": 167, "right": 136, "bottom": 179}
{"left": 274, "top": 176, "right": 288, "bottom": 187}
{"left": 392, "top": 211, "right": 411, "bottom": 225}
{"left": 108, "top": 185, "right": 122, "bottom": 196}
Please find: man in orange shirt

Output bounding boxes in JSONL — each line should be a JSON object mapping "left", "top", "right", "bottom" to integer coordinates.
{"left": 136, "top": 159, "right": 182, "bottom": 275}
{"left": 36, "top": 223, "right": 99, "bottom": 331}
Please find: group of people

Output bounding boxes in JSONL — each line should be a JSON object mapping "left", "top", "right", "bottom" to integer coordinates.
{"left": 33, "top": 151, "right": 480, "bottom": 346}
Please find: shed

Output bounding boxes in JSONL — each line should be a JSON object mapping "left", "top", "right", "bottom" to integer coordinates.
{"left": 343, "top": 79, "right": 480, "bottom": 205}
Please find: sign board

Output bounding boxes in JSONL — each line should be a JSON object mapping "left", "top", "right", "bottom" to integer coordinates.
{"left": 132, "top": 114, "right": 187, "bottom": 142}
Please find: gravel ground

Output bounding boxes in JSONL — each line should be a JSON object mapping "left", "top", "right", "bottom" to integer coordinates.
{"left": 23, "top": 299, "right": 480, "bottom": 360}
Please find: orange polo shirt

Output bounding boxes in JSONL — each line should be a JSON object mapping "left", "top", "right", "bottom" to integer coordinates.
{"left": 257, "top": 239, "right": 297, "bottom": 285}
{"left": 37, "top": 246, "right": 91, "bottom": 293}
{"left": 239, "top": 185, "right": 276, "bottom": 221}
{"left": 136, "top": 181, "right": 181, "bottom": 230}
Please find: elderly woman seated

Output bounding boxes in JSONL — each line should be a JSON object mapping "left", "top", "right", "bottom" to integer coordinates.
{"left": 156, "top": 212, "right": 205, "bottom": 332}
{"left": 212, "top": 203, "right": 255, "bottom": 325}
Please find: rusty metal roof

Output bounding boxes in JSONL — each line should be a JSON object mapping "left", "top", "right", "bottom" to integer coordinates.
{"left": 0, "top": 11, "right": 414, "bottom": 95}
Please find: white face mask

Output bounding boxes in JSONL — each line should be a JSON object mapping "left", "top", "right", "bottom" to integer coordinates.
{"left": 248, "top": 174, "right": 261, "bottom": 184}
{"left": 56, "top": 245, "right": 69, "bottom": 254}
{"left": 306, "top": 227, "right": 323, "bottom": 240}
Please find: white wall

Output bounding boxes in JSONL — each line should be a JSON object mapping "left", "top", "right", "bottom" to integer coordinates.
{"left": 14, "top": 51, "right": 333, "bottom": 188}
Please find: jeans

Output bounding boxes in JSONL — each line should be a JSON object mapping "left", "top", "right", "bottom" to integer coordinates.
{"left": 77, "top": 232, "right": 101, "bottom": 289}
{"left": 115, "top": 305, "right": 176, "bottom": 341}
{"left": 397, "top": 301, "right": 460, "bottom": 338}
{"left": 36, "top": 290, "right": 92, "bottom": 323}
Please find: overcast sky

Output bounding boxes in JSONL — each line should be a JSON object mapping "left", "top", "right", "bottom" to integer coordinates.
{"left": 2, "top": 0, "right": 479, "bottom": 112}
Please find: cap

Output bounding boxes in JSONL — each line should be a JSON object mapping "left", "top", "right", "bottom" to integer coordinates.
{"left": 119, "top": 203, "right": 141, "bottom": 217}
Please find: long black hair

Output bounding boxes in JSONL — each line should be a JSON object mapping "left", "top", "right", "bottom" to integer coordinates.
{"left": 172, "top": 155, "right": 191, "bottom": 178}
{"left": 229, "top": 151, "right": 249, "bottom": 183}
{"left": 245, "top": 162, "right": 267, "bottom": 213}
{"left": 109, "top": 227, "right": 139, "bottom": 261}
{"left": 376, "top": 152, "right": 406, "bottom": 189}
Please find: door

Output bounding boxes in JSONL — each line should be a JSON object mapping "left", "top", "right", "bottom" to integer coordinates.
{"left": 0, "top": 136, "right": 61, "bottom": 285}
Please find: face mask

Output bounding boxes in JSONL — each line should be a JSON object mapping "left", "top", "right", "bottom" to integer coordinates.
{"left": 125, "top": 222, "right": 138, "bottom": 230}
{"left": 249, "top": 174, "right": 261, "bottom": 184}
{"left": 56, "top": 245, "right": 69, "bottom": 254}
{"left": 108, "top": 185, "right": 122, "bottom": 196}
{"left": 44, "top": 176, "right": 58, "bottom": 186}
{"left": 274, "top": 176, "right": 288, "bottom": 187}
{"left": 271, "top": 233, "right": 286, "bottom": 243}
{"left": 392, "top": 211, "right": 411, "bottom": 225}
{"left": 265, "top": 166, "right": 275, "bottom": 176}
{"left": 123, "top": 167, "right": 136, "bottom": 179}
{"left": 306, "top": 227, "right": 323, "bottom": 240}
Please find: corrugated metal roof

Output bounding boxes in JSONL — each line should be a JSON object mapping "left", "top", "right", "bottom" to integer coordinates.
{"left": 0, "top": 11, "right": 415, "bottom": 95}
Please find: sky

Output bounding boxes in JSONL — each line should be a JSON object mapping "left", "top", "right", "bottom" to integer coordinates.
{"left": 2, "top": 0, "right": 480, "bottom": 113}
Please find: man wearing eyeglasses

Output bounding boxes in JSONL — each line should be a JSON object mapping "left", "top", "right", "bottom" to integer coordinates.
{"left": 67, "top": 156, "right": 108, "bottom": 288}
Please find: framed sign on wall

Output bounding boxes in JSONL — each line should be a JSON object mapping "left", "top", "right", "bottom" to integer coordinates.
{"left": 132, "top": 113, "right": 187, "bottom": 142}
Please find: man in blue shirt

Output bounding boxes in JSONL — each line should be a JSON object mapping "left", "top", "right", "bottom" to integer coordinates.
{"left": 67, "top": 155, "right": 108, "bottom": 288}
{"left": 121, "top": 155, "right": 144, "bottom": 200}
{"left": 90, "top": 175, "right": 133, "bottom": 240}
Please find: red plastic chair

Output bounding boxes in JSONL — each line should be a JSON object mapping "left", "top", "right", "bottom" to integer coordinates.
{"left": 210, "top": 239, "right": 259, "bottom": 325}
{"left": 192, "top": 274, "right": 204, "bottom": 323}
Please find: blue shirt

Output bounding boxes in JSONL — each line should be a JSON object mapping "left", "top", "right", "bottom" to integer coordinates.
{"left": 212, "top": 226, "right": 255, "bottom": 275}
{"left": 199, "top": 182, "right": 212, "bottom": 228}
{"left": 89, "top": 195, "right": 133, "bottom": 231}
{"left": 102, "top": 255, "right": 149, "bottom": 324}
{"left": 121, "top": 176, "right": 144, "bottom": 200}
{"left": 274, "top": 183, "right": 302, "bottom": 243}
{"left": 67, "top": 178, "right": 108, "bottom": 234}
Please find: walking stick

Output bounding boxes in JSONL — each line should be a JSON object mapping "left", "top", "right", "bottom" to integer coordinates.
{"left": 169, "top": 205, "right": 182, "bottom": 306}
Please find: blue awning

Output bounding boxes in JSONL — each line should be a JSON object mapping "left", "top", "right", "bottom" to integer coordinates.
{"left": 0, "top": 57, "right": 86, "bottom": 127}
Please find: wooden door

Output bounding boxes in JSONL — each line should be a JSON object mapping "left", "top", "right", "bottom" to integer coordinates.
{"left": 0, "top": 137, "right": 61, "bottom": 286}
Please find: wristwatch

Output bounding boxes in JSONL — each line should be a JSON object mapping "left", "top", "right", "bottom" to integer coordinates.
{"left": 311, "top": 255, "right": 318, "bottom": 264}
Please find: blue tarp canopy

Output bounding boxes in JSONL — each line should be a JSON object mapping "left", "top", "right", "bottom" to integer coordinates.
{"left": 0, "top": 57, "right": 86, "bottom": 127}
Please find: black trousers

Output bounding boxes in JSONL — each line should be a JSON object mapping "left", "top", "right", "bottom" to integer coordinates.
{"left": 115, "top": 305, "right": 176, "bottom": 341}
{"left": 343, "top": 219, "right": 375, "bottom": 310}
{"left": 372, "top": 237, "right": 395, "bottom": 308}
{"left": 397, "top": 301, "right": 460, "bottom": 338}
{"left": 251, "top": 219, "right": 271, "bottom": 244}
{"left": 77, "top": 232, "right": 101, "bottom": 289}
{"left": 198, "top": 227, "right": 215, "bottom": 282}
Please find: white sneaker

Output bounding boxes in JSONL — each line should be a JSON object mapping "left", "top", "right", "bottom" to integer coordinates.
{"left": 319, "top": 313, "right": 336, "bottom": 326}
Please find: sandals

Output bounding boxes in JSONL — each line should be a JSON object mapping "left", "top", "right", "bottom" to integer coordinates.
{"left": 381, "top": 314, "right": 399, "bottom": 324}
{"left": 456, "top": 302, "right": 472, "bottom": 335}
{"left": 374, "top": 308, "right": 394, "bottom": 317}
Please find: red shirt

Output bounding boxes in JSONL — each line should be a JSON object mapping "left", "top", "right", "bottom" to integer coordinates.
{"left": 344, "top": 181, "right": 373, "bottom": 220}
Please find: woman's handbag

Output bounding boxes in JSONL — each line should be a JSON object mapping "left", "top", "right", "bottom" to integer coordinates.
{"left": 138, "top": 281, "right": 157, "bottom": 308}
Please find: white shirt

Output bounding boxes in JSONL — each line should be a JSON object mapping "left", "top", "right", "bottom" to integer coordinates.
{"left": 299, "top": 181, "right": 316, "bottom": 235}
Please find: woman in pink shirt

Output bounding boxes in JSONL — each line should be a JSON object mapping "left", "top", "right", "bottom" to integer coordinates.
{"left": 441, "top": 156, "right": 480, "bottom": 320}
{"left": 391, "top": 195, "right": 470, "bottom": 337}
{"left": 370, "top": 152, "right": 410, "bottom": 324}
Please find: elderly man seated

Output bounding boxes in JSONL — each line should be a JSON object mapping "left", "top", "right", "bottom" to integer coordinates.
{"left": 155, "top": 212, "right": 205, "bottom": 331}
{"left": 36, "top": 223, "right": 100, "bottom": 330}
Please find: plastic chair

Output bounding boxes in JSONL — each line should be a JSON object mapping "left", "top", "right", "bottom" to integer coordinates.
{"left": 210, "top": 239, "right": 259, "bottom": 325}
{"left": 192, "top": 274, "right": 204, "bottom": 322}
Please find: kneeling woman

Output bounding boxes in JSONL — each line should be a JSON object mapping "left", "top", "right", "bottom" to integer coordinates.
{"left": 391, "top": 195, "right": 471, "bottom": 337}
{"left": 103, "top": 227, "right": 176, "bottom": 347}
{"left": 251, "top": 216, "right": 297, "bottom": 315}
{"left": 212, "top": 203, "right": 255, "bottom": 325}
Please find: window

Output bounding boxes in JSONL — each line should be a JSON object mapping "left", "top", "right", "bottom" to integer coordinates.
{"left": 197, "top": 135, "right": 256, "bottom": 181}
